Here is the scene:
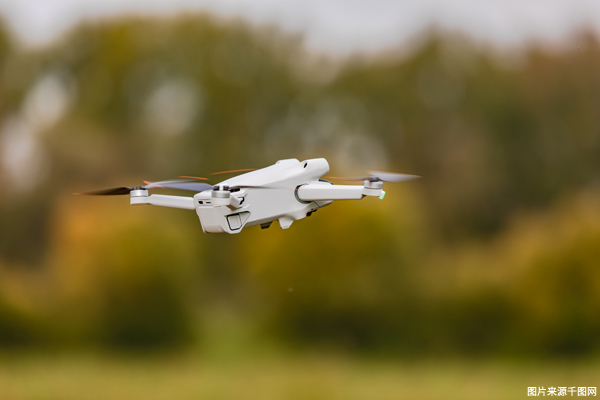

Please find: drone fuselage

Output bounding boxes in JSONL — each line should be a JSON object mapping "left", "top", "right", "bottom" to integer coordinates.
{"left": 130, "top": 158, "right": 385, "bottom": 233}
{"left": 196, "top": 158, "right": 334, "bottom": 233}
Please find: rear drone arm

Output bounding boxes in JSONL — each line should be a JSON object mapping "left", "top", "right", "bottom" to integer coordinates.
{"left": 297, "top": 182, "right": 385, "bottom": 201}
{"left": 129, "top": 190, "right": 195, "bottom": 210}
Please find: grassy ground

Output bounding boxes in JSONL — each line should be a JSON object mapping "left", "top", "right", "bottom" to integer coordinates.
{"left": 1, "top": 350, "right": 599, "bottom": 400}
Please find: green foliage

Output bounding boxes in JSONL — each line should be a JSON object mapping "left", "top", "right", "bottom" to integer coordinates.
{"left": 0, "top": 299, "right": 38, "bottom": 347}
{"left": 510, "top": 198, "right": 600, "bottom": 356}
{"left": 40, "top": 200, "right": 202, "bottom": 350}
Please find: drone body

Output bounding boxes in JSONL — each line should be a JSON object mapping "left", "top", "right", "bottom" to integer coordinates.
{"left": 82, "top": 158, "right": 418, "bottom": 234}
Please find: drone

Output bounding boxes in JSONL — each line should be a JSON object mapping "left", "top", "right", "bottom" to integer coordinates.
{"left": 78, "top": 158, "right": 419, "bottom": 234}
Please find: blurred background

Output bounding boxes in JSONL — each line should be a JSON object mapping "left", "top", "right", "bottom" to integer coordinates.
{"left": 1, "top": 1, "right": 600, "bottom": 399}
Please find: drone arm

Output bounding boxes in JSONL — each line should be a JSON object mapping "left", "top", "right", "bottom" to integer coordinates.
{"left": 297, "top": 184, "right": 383, "bottom": 201}
{"left": 131, "top": 194, "right": 196, "bottom": 210}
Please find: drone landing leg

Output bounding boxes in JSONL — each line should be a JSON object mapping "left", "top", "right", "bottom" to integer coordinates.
{"left": 279, "top": 217, "right": 294, "bottom": 229}
{"left": 261, "top": 222, "right": 272, "bottom": 229}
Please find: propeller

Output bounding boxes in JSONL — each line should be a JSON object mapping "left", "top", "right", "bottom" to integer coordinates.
{"left": 366, "top": 171, "right": 421, "bottom": 183}
{"left": 210, "top": 168, "right": 257, "bottom": 175}
{"left": 327, "top": 171, "right": 421, "bottom": 183}
{"left": 213, "top": 183, "right": 278, "bottom": 191}
{"left": 143, "top": 180, "right": 214, "bottom": 192}
{"left": 178, "top": 168, "right": 256, "bottom": 180}
{"left": 74, "top": 187, "right": 134, "bottom": 196}
{"left": 75, "top": 179, "right": 215, "bottom": 196}
{"left": 178, "top": 175, "right": 209, "bottom": 180}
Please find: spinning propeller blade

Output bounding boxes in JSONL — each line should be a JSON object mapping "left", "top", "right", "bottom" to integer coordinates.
{"left": 228, "top": 184, "right": 275, "bottom": 190}
{"left": 74, "top": 187, "right": 134, "bottom": 196}
{"left": 367, "top": 171, "right": 421, "bottom": 183}
{"left": 211, "top": 168, "right": 257, "bottom": 175}
{"left": 142, "top": 180, "right": 214, "bottom": 192}
{"left": 326, "top": 171, "right": 421, "bottom": 183}
{"left": 76, "top": 179, "right": 215, "bottom": 196}
{"left": 325, "top": 176, "right": 363, "bottom": 182}
{"left": 178, "top": 176, "right": 209, "bottom": 180}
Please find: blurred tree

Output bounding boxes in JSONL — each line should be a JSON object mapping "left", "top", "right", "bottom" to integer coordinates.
{"left": 45, "top": 198, "right": 203, "bottom": 350}
{"left": 1, "top": 14, "right": 600, "bottom": 357}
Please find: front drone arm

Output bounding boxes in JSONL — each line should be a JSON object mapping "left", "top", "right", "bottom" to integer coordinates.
{"left": 130, "top": 190, "right": 196, "bottom": 210}
{"left": 297, "top": 182, "right": 384, "bottom": 201}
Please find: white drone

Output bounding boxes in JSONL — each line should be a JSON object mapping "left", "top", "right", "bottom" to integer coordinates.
{"left": 79, "top": 158, "right": 419, "bottom": 234}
